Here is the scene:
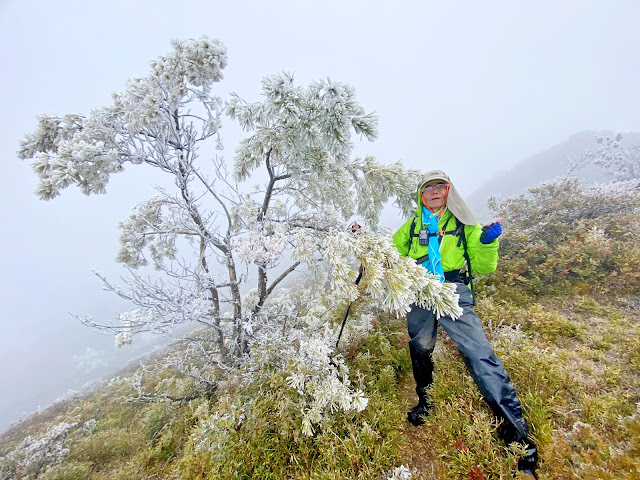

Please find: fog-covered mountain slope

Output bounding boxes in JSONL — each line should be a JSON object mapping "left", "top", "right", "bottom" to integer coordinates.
{"left": 466, "top": 130, "right": 640, "bottom": 222}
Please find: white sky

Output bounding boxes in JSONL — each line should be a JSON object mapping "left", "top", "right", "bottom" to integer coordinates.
{"left": 1, "top": 0, "right": 639, "bottom": 430}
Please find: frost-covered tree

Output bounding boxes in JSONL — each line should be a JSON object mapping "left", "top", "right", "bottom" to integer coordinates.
{"left": 593, "top": 133, "right": 640, "bottom": 179}
{"left": 18, "top": 36, "right": 460, "bottom": 433}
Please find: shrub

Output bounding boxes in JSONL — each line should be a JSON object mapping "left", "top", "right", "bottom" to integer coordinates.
{"left": 485, "top": 178, "right": 640, "bottom": 298}
{"left": 181, "top": 320, "right": 410, "bottom": 479}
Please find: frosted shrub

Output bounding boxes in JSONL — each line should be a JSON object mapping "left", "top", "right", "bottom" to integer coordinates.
{"left": 6, "top": 421, "right": 77, "bottom": 475}
{"left": 385, "top": 464, "right": 415, "bottom": 480}
{"left": 81, "top": 418, "right": 97, "bottom": 433}
{"left": 262, "top": 312, "right": 368, "bottom": 437}
{"left": 192, "top": 407, "right": 246, "bottom": 453}
{"left": 486, "top": 319, "right": 525, "bottom": 348}
{"left": 486, "top": 176, "right": 640, "bottom": 295}
{"left": 488, "top": 177, "right": 640, "bottom": 244}
{"left": 72, "top": 347, "right": 106, "bottom": 372}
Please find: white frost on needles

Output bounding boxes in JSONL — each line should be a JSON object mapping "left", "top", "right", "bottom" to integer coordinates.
{"left": 320, "top": 227, "right": 462, "bottom": 318}
{"left": 18, "top": 35, "right": 461, "bottom": 440}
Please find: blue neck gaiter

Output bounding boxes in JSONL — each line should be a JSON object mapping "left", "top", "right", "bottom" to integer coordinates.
{"left": 421, "top": 206, "right": 445, "bottom": 282}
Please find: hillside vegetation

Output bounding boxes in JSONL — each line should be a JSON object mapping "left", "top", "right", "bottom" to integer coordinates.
{"left": 2, "top": 177, "right": 639, "bottom": 479}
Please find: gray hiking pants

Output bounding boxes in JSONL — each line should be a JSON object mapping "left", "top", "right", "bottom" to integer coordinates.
{"left": 407, "top": 282, "right": 529, "bottom": 441}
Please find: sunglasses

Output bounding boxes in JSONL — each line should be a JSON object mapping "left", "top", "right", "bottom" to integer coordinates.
{"left": 422, "top": 182, "right": 449, "bottom": 193}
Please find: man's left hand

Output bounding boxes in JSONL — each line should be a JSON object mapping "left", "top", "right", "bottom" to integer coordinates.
{"left": 480, "top": 220, "right": 502, "bottom": 244}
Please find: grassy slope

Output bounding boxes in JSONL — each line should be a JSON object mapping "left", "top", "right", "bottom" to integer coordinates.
{"left": 402, "top": 291, "right": 640, "bottom": 480}
{"left": 2, "top": 242, "right": 639, "bottom": 479}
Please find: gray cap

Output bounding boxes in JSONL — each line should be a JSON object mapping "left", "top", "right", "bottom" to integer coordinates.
{"left": 417, "top": 170, "right": 478, "bottom": 225}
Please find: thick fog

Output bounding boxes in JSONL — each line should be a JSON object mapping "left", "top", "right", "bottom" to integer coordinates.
{"left": 1, "top": 0, "right": 639, "bottom": 432}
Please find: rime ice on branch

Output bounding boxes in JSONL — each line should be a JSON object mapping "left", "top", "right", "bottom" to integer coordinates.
{"left": 593, "top": 133, "right": 640, "bottom": 180}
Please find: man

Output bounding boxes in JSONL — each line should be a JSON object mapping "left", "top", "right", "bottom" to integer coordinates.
{"left": 392, "top": 170, "right": 538, "bottom": 479}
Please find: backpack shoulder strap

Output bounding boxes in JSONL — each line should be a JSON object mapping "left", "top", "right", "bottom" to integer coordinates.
{"left": 456, "top": 218, "right": 476, "bottom": 305}
{"left": 407, "top": 217, "right": 418, "bottom": 249}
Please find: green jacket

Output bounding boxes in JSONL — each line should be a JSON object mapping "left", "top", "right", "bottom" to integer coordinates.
{"left": 392, "top": 206, "right": 499, "bottom": 275}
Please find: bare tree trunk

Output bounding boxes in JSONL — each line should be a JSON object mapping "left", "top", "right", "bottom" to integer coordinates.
{"left": 172, "top": 109, "right": 243, "bottom": 358}
{"left": 198, "top": 237, "right": 229, "bottom": 357}
{"left": 255, "top": 149, "right": 291, "bottom": 310}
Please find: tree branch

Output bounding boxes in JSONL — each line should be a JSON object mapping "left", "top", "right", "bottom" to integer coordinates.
{"left": 193, "top": 168, "right": 233, "bottom": 231}
{"left": 267, "top": 261, "right": 301, "bottom": 297}
{"left": 253, "top": 261, "right": 301, "bottom": 315}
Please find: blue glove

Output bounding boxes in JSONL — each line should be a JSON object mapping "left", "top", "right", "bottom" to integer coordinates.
{"left": 480, "top": 222, "right": 502, "bottom": 244}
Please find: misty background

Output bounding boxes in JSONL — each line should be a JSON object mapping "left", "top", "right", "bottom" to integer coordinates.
{"left": 1, "top": 0, "right": 639, "bottom": 433}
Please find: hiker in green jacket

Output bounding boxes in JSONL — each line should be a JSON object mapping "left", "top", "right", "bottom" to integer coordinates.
{"left": 392, "top": 170, "right": 538, "bottom": 479}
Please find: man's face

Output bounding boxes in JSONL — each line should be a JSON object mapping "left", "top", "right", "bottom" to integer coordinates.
{"left": 421, "top": 181, "right": 449, "bottom": 210}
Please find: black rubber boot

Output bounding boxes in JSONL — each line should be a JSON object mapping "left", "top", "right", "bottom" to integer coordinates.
{"left": 516, "top": 442, "right": 538, "bottom": 479}
{"left": 407, "top": 386, "right": 433, "bottom": 426}
{"left": 498, "top": 421, "right": 538, "bottom": 479}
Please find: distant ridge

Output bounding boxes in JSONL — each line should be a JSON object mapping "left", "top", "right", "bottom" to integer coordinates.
{"left": 467, "top": 130, "right": 640, "bottom": 221}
